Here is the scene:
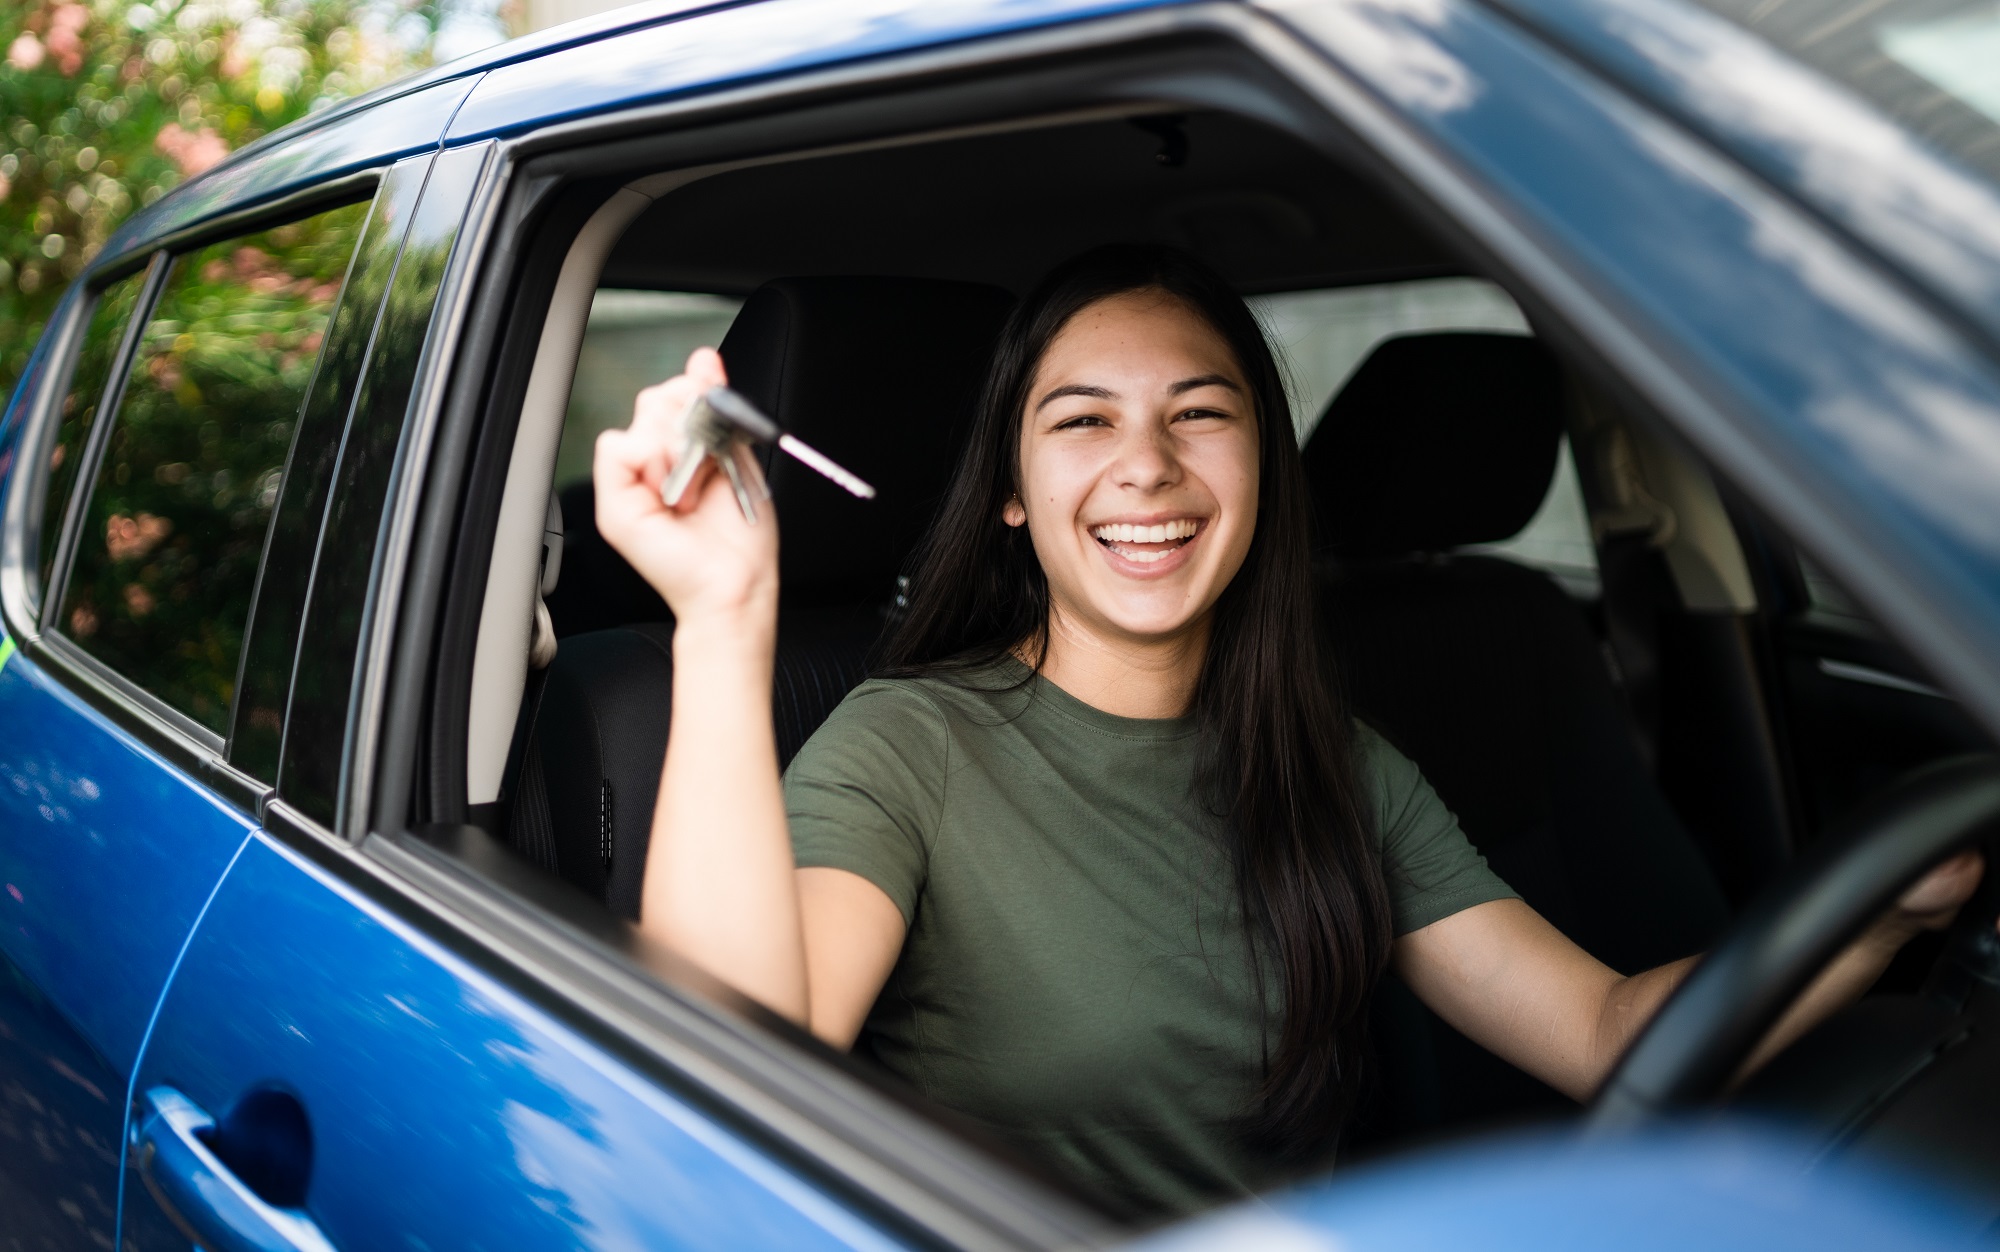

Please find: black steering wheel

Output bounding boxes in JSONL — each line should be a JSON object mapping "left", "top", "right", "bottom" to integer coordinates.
{"left": 1590, "top": 754, "right": 2000, "bottom": 1130}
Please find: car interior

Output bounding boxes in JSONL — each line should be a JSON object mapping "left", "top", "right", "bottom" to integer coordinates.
{"left": 421, "top": 100, "right": 1998, "bottom": 1213}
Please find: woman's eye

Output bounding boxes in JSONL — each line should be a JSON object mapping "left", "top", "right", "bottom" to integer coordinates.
{"left": 1175, "top": 407, "right": 1230, "bottom": 423}
{"left": 1054, "top": 414, "right": 1107, "bottom": 430}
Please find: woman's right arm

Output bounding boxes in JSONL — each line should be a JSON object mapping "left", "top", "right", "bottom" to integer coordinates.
{"left": 594, "top": 348, "right": 904, "bottom": 1044}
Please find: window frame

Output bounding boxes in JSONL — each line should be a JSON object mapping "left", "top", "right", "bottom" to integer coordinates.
{"left": 2, "top": 172, "right": 380, "bottom": 817}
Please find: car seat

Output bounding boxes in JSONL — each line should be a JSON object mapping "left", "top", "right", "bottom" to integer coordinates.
{"left": 1303, "top": 333, "right": 1731, "bottom": 1144}
{"left": 510, "top": 277, "right": 1014, "bottom": 918}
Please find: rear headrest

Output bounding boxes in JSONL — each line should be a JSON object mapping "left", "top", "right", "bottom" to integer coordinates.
{"left": 720, "top": 276, "right": 1014, "bottom": 601}
{"left": 1302, "top": 333, "right": 1563, "bottom": 558}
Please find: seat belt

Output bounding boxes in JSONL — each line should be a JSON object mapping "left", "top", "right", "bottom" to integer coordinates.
{"left": 499, "top": 497, "right": 565, "bottom": 872}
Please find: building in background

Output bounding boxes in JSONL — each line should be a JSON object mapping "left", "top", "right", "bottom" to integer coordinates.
{"left": 522, "top": 0, "right": 638, "bottom": 33}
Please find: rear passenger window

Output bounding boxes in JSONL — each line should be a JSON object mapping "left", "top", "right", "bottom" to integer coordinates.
{"left": 1253, "top": 277, "right": 1597, "bottom": 596}
{"left": 554, "top": 289, "right": 742, "bottom": 492}
{"left": 39, "top": 271, "right": 146, "bottom": 608}
{"left": 56, "top": 201, "right": 369, "bottom": 733}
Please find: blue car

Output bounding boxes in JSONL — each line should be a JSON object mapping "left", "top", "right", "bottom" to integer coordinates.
{"left": 4, "top": 0, "right": 2000, "bottom": 1247}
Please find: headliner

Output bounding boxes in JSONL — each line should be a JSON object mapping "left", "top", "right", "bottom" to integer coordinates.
{"left": 601, "top": 109, "right": 1464, "bottom": 296}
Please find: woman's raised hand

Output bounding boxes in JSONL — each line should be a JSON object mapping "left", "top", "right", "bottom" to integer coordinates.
{"left": 594, "top": 347, "right": 779, "bottom": 634}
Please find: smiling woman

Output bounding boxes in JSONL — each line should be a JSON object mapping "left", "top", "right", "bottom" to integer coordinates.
{"left": 594, "top": 243, "right": 1987, "bottom": 1221}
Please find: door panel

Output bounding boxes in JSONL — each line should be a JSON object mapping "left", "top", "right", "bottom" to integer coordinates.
{"left": 0, "top": 945, "right": 123, "bottom": 1250}
{"left": 0, "top": 656, "right": 254, "bottom": 1075}
{"left": 125, "top": 833, "right": 902, "bottom": 1251}
{"left": 0, "top": 650, "right": 254, "bottom": 1245}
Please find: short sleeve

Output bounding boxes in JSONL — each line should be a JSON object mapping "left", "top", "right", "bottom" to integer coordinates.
{"left": 1358, "top": 724, "right": 1519, "bottom": 935}
{"left": 784, "top": 680, "right": 950, "bottom": 926}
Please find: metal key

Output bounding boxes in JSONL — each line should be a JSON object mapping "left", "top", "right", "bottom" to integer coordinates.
{"left": 660, "top": 386, "right": 875, "bottom": 523}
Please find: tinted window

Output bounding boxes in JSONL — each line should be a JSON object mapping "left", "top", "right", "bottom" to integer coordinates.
{"left": 38, "top": 272, "right": 146, "bottom": 609}
{"left": 229, "top": 161, "right": 429, "bottom": 782}
{"left": 57, "top": 201, "right": 369, "bottom": 733}
{"left": 282, "top": 145, "right": 485, "bottom": 826}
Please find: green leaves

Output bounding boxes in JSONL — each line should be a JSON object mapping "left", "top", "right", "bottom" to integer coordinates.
{"left": 1, "top": 0, "right": 442, "bottom": 403}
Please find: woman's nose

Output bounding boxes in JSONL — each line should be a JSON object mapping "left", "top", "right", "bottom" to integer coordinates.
{"left": 1109, "top": 420, "right": 1181, "bottom": 490}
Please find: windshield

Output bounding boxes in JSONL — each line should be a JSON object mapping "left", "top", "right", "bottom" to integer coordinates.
{"left": 1691, "top": 0, "right": 2000, "bottom": 187}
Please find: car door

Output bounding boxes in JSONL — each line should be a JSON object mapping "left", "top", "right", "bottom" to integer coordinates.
{"left": 0, "top": 174, "right": 379, "bottom": 1249}
{"left": 111, "top": 135, "right": 935, "bottom": 1252}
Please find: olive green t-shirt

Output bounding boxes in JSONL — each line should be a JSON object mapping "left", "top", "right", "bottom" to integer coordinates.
{"left": 783, "top": 662, "right": 1515, "bottom": 1218}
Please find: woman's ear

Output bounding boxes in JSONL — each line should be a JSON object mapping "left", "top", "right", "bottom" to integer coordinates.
{"left": 1002, "top": 492, "right": 1027, "bottom": 527}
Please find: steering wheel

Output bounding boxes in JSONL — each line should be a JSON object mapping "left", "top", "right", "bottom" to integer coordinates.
{"left": 1590, "top": 754, "right": 2000, "bottom": 1130}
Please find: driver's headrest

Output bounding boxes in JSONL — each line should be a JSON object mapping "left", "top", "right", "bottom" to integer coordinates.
{"left": 1301, "top": 332, "right": 1563, "bottom": 558}
{"left": 719, "top": 276, "right": 1014, "bottom": 602}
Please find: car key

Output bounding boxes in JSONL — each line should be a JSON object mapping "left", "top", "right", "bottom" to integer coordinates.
{"left": 660, "top": 385, "right": 875, "bottom": 523}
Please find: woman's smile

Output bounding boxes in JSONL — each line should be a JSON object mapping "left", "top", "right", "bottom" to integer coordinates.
{"left": 1088, "top": 515, "right": 1207, "bottom": 574}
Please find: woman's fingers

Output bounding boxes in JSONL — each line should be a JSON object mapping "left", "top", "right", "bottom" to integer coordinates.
{"left": 626, "top": 347, "right": 733, "bottom": 510}
{"left": 1894, "top": 849, "right": 1985, "bottom": 930}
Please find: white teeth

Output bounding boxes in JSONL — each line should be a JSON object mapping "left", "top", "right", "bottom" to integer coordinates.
{"left": 1089, "top": 519, "right": 1201, "bottom": 551}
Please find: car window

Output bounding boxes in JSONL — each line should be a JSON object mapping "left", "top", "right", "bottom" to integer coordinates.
{"left": 1250, "top": 277, "right": 1597, "bottom": 592}
{"left": 280, "top": 145, "right": 486, "bottom": 827}
{"left": 37, "top": 271, "right": 146, "bottom": 612}
{"left": 55, "top": 200, "right": 370, "bottom": 734}
{"left": 554, "top": 289, "right": 742, "bottom": 492}
{"left": 229, "top": 161, "right": 430, "bottom": 783}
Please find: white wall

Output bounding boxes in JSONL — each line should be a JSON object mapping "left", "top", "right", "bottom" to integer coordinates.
{"left": 522, "top": 0, "right": 638, "bottom": 32}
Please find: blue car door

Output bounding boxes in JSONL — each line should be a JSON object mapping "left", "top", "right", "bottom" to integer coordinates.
{"left": 0, "top": 176, "right": 392, "bottom": 1251}
{"left": 109, "top": 136, "right": 934, "bottom": 1252}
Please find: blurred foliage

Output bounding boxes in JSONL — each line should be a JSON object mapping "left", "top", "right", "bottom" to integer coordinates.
{"left": 60, "top": 199, "right": 368, "bottom": 730}
{"left": 0, "top": 0, "right": 452, "bottom": 403}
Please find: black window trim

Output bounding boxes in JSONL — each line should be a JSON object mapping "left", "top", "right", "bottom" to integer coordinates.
{"left": 0, "top": 171, "right": 385, "bottom": 820}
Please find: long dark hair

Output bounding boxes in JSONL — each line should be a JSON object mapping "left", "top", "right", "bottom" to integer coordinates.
{"left": 883, "top": 245, "right": 1392, "bottom": 1154}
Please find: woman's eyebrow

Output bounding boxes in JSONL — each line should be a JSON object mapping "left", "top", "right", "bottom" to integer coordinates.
{"left": 1169, "top": 373, "right": 1241, "bottom": 395}
{"left": 1034, "top": 383, "right": 1116, "bottom": 412}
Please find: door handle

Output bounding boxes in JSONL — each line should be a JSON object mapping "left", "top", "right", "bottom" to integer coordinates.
{"left": 134, "top": 1086, "right": 337, "bottom": 1252}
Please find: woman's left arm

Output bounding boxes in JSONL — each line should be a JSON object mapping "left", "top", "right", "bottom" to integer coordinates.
{"left": 1395, "top": 851, "right": 1987, "bottom": 1101}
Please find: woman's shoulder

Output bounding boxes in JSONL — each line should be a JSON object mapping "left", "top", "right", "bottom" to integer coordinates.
{"left": 1351, "top": 719, "right": 1416, "bottom": 783}
{"left": 1349, "top": 720, "right": 1440, "bottom": 836}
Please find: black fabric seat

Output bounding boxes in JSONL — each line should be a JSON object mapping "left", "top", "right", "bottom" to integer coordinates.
{"left": 1303, "top": 333, "right": 1731, "bottom": 1143}
{"left": 514, "top": 277, "right": 1013, "bottom": 916}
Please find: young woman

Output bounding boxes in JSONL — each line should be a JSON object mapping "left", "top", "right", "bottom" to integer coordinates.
{"left": 594, "top": 246, "right": 1983, "bottom": 1218}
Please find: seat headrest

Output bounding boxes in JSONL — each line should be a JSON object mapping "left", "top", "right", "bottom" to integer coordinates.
{"left": 1302, "top": 333, "right": 1563, "bottom": 558}
{"left": 719, "top": 276, "right": 1014, "bottom": 601}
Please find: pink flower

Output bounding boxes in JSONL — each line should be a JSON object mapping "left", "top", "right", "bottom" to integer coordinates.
{"left": 156, "top": 123, "right": 229, "bottom": 177}
{"left": 7, "top": 33, "right": 46, "bottom": 71}
{"left": 45, "top": 5, "right": 85, "bottom": 76}
{"left": 105, "top": 513, "right": 172, "bottom": 562}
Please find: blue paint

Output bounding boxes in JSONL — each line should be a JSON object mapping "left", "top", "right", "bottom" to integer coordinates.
{"left": 1143, "top": 1126, "right": 1989, "bottom": 1251}
{"left": 1496, "top": 0, "right": 2000, "bottom": 345}
{"left": 125, "top": 834, "right": 902, "bottom": 1251}
{"left": 445, "top": 0, "right": 1183, "bottom": 140}
{"left": 0, "top": 650, "right": 255, "bottom": 1242}
{"left": 0, "top": 652, "right": 255, "bottom": 1075}
{"left": 0, "top": 942, "right": 125, "bottom": 1248}
{"left": 112, "top": 827, "right": 253, "bottom": 1252}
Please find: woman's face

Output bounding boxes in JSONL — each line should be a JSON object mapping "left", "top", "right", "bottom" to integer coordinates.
{"left": 1006, "top": 288, "right": 1261, "bottom": 649}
